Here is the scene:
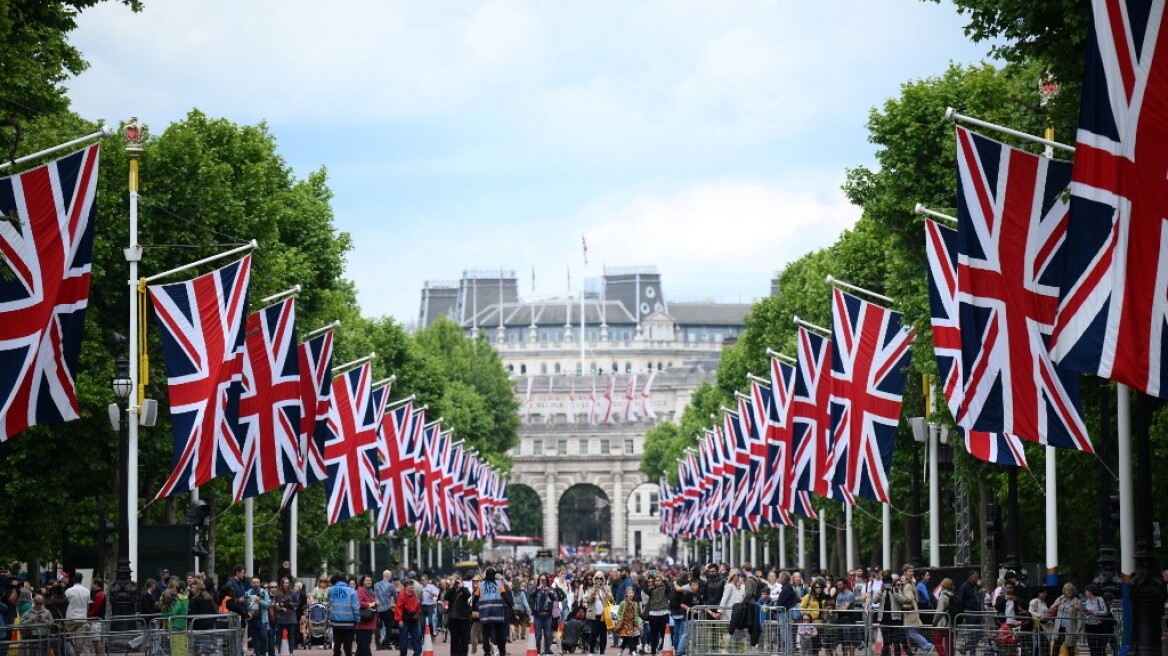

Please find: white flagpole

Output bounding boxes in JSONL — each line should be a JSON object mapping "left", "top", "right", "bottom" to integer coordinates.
{"left": 779, "top": 525, "right": 787, "bottom": 568}
{"left": 1117, "top": 384, "right": 1134, "bottom": 575}
{"left": 290, "top": 494, "right": 298, "bottom": 578}
{"left": 245, "top": 497, "right": 254, "bottom": 575}
{"left": 944, "top": 107, "right": 1076, "bottom": 153}
{"left": 819, "top": 511, "right": 828, "bottom": 573}
{"left": 882, "top": 503, "right": 891, "bottom": 569}
{"left": 845, "top": 503, "right": 855, "bottom": 570}
{"left": 124, "top": 118, "right": 144, "bottom": 582}
{"left": 797, "top": 519, "right": 806, "bottom": 571}
{"left": 928, "top": 384, "right": 941, "bottom": 568}
{"left": 0, "top": 125, "right": 112, "bottom": 172}
{"left": 825, "top": 275, "right": 894, "bottom": 306}
{"left": 143, "top": 239, "right": 259, "bottom": 283}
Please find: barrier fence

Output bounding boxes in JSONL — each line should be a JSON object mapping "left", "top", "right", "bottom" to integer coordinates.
{"left": 673, "top": 604, "right": 1142, "bottom": 656}
{"left": 0, "top": 613, "right": 242, "bottom": 656}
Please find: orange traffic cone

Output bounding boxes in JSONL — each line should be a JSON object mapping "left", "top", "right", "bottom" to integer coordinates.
{"left": 874, "top": 627, "right": 884, "bottom": 656}
{"left": 526, "top": 622, "right": 538, "bottom": 656}
{"left": 423, "top": 626, "right": 436, "bottom": 656}
{"left": 279, "top": 628, "right": 292, "bottom": 656}
{"left": 662, "top": 623, "right": 675, "bottom": 656}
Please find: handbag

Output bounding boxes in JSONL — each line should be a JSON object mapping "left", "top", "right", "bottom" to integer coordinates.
{"left": 360, "top": 606, "right": 377, "bottom": 622}
{"left": 603, "top": 601, "right": 616, "bottom": 630}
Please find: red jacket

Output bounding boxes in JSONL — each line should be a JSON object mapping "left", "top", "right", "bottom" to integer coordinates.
{"left": 395, "top": 590, "right": 421, "bottom": 624}
{"left": 357, "top": 586, "right": 378, "bottom": 630}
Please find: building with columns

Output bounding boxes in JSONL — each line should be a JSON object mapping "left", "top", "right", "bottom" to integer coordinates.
{"left": 419, "top": 267, "right": 751, "bottom": 557}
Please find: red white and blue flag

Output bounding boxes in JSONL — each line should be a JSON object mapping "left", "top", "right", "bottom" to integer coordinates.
{"left": 0, "top": 144, "right": 99, "bottom": 442}
{"left": 1050, "top": 0, "right": 1168, "bottom": 398}
{"left": 150, "top": 256, "right": 252, "bottom": 498}
{"left": 791, "top": 326, "right": 835, "bottom": 500}
{"left": 234, "top": 298, "right": 302, "bottom": 501}
{"left": 323, "top": 362, "right": 380, "bottom": 524}
{"left": 376, "top": 400, "right": 418, "bottom": 533}
{"left": 925, "top": 218, "right": 1028, "bottom": 467}
{"left": 280, "top": 328, "right": 335, "bottom": 511}
{"left": 826, "top": 288, "right": 914, "bottom": 504}
{"left": 955, "top": 127, "right": 1092, "bottom": 453}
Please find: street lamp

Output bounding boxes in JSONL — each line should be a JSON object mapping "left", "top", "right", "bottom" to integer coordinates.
{"left": 108, "top": 355, "right": 137, "bottom": 622}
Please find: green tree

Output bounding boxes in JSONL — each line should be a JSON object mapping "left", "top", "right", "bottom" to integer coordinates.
{"left": 0, "top": 1, "right": 141, "bottom": 152}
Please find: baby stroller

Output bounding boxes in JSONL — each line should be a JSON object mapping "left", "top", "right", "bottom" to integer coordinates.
{"left": 561, "top": 613, "right": 587, "bottom": 654}
{"left": 305, "top": 602, "right": 332, "bottom": 649}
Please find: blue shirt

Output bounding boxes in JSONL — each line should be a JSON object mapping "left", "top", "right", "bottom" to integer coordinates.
{"left": 374, "top": 580, "right": 397, "bottom": 609}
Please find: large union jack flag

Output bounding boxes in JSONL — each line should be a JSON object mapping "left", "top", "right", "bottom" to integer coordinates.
{"left": 233, "top": 298, "right": 302, "bottom": 501}
{"left": 150, "top": 256, "right": 252, "bottom": 498}
{"left": 757, "top": 357, "right": 815, "bottom": 521}
{"left": 0, "top": 145, "right": 99, "bottom": 442}
{"left": 1050, "top": 0, "right": 1168, "bottom": 398}
{"left": 280, "top": 329, "right": 335, "bottom": 511}
{"left": 376, "top": 400, "right": 418, "bottom": 534}
{"left": 324, "top": 362, "right": 380, "bottom": 524}
{"left": 955, "top": 127, "right": 1092, "bottom": 453}
{"left": 925, "top": 218, "right": 1028, "bottom": 467}
{"left": 826, "top": 289, "right": 914, "bottom": 504}
{"left": 792, "top": 326, "right": 836, "bottom": 500}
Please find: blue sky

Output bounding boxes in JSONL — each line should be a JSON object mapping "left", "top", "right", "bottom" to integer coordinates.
{"left": 67, "top": 1, "right": 997, "bottom": 324}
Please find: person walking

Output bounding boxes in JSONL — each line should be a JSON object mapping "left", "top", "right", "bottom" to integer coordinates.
{"left": 161, "top": 580, "right": 191, "bottom": 656}
{"left": 375, "top": 571, "right": 398, "bottom": 650}
{"left": 530, "top": 575, "right": 559, "bottom": 656}
{"left": 475, "top": 568, "right": 511, "bottom": 656}
{"left": 273, "top": 578, "right": 300, "bottom": 654}
{"left": 396, "top": 579, "right": 424, "bottom": 656}
{"left": 355, "top": 576, "right": 379, "bottom": 656}
{"left": 447, "top": 575, "right": 473, "bottom": 656}
{"left": 1081, "top": 585, "right": 1111, "bottom": 656}
{"left": 1048, "top": 583, "right": 1084, "bottom": 656}
{"left": 330, "top": 574, "right": 361, "bottom": 656}
{"left": 584, "top": 572, "right": 616, "bottom": 656}
{"left": 644, "top": 574, "right": 671, "bottom": 656}
{"left": 614, "top": 587, "right": 642, "bottom": 656}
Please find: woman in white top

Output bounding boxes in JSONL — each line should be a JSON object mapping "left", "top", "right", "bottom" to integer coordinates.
{"left": 719, "top": 569, "right": 745, "bottom": 612}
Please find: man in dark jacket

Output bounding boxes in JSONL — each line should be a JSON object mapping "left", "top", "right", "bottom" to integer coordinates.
{"left": 701, "top": 565, "right": 724, "bottom": 615}
{"left": 773, "top": 572, "right": 797, "bottom": 610}
{"left": 955, "top": 570, "right": 983, "bottom": 656}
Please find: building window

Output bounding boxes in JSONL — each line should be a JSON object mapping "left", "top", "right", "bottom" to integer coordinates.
{"left": 590, "top": 362, "right": 598, "bottom": 373}
{"left": 635, "top": 494, "right": 642, "bottom": 514}
{"left": 580, "top": 439, "right": 589, "bottom": 455}
{"left": 600, "top": 439, "right": 610, "bottom": 454}
{"left": 612, "top": 361, "right": 619, "bottom": 373}
{"left": 625, "top": 439, "right": 634, "bottom": 454}
{"left": 512, "top": 445, "right": 520, "bottom": 456}
{"left": 657, "top": 362, "right": 663, "bottom": 371}
{"left": 625, "top": 361, "right": 632, "bottom": 373}
{"left": 540, "top": 363, "right": 548, "bottom": 374}
{"left": 520, "top": 364, "right": 527, "bottom": 374}
{"left": 576, "top": 362, "right": 583, "bottom": 374}
{"left": 507, "top": 364, "right": 514, "bottom": 373}
{"left": 554, "top": 362, "right": 561, "bottom": 374}
{"left": 650, "top": 492, "right": 659, "bottom": 516}
{"left": 558, "top": 440, "right": 567, "bottom": 455}
{"left": 533, "top": 439, "right": 543, "bottom": 456}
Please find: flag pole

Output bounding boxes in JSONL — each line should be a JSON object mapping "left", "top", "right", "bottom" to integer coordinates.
{"left": 372, "top": 375, "right": 396, "bottom": 390}
{"left": 143, "top": 239, "right": 259, "bottom": 283}
{"left": 913, "top": 203, "right": 957, "bottom": 224}
{"left": 0, "top": 125, "right": 113, "bottom": 172}
{"left": 746, "top": 373, "right": 770, "bottom": 385}
{"left": 765, "top": 348, "right": 797, "bottom": 365}
{"left": 334, "top": 353, "right": 376, "bottom": 375}
{"left": 825, "top": 275, "right": 894, "bottom": 306}
{"left": 944, "top": 107, "right": 1075, "bottom": 153}
{"left": 124, "top": 117, "right": 145, "bottom": 585}
{"left": 260, "top": 285, "right": 301, "bottom": 305}
{"left": 303, "top": 320, "right": 341, "bottom": 340}
{"left": 793, "top": 316, "right": 831, "bottom": 336}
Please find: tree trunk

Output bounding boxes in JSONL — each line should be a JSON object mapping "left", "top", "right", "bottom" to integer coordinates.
{"left": 165, "top": 496, "right": 177, "bottom": 525}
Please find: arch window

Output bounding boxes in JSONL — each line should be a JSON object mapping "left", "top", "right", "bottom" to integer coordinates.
{"left": 520, "top": 364, "right": 527, "bottom": 375}
{"left": 540, "top": 363, "right": 548, "bottom": 375}
{"left": 554, "top": 362, "right": 561, "bottom": 374}
{"left": 625, "top": 361, "right": 632, "bottom": 373}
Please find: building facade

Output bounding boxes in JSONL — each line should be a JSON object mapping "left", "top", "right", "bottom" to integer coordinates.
{"left": 419, "top": 267, "right": 750, "bottom": 557}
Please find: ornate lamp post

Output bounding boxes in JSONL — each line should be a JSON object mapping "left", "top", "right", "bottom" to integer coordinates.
{"left": 108, "top": 355, "right": 137, "bottom": 621}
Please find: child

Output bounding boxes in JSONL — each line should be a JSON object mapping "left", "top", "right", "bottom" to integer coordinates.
{"left": 798, "top": 614, "right": 819, "bottom": 655}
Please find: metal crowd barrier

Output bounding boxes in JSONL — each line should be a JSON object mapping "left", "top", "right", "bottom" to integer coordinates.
{"left": 0, "top": 613, "right": 242, "bottom": 656}
{"left": 684, "top": 604, "right": 790, "bottom": 656}
{"left": 865, "top": 608, "right": 949, "bottom": 656}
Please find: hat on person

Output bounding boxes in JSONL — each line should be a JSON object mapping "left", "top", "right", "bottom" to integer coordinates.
{"left": 408, "top": 570, "right": 417, "bottom": 579}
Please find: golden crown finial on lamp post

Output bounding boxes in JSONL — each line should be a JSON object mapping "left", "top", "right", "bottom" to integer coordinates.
{"left": 124, "top": 116, "right": 146, "bottom": 154}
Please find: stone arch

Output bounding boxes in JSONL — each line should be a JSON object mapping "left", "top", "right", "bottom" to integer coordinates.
{"left": 505, "top": 483, "right": 543, "bottom": 538}
{"left": 558, "top": 483, "right": 611, "bottom": 549}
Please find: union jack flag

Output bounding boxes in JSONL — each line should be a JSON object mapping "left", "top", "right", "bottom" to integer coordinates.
{"left": 377, "top": 400, "right": 418, "bottom": 533}
{"left": 233, "top": 298, "right": 302, "bottom": 501}
{"left": 0, "top": 144, "right": 99, "bottom": 441}
{"left": 826, "top": 289, "right": 914, "bottom": 504}
{"left": 280, "top": 329, "right": 334, "bottom": 511}
{"left": 955, "top": 127, "right": 1092, "bottom": 452}
{"left": 1050, "top": 0, "right": 1168, "bottom": 398}
{"left": 791, "top": 326, "right": 834, "bottom": 500}
{"left": 601, "top": 376, "right": 615, "bottom": 423}
{"left": 725, "top": 403, "right": 753, "bottom": 529}
{"left": 323, "top": 362, "right": 380, "bottom": 524}
{"left": 756, "top": 358, "right": 814, "bottom": 522}
{"left": 925, "top": 218, "right": 1028, "bottom": 467}
{"left": 150, "top": 256, "right": 252, "bottom": 498}
{"left": 641, "top": 370, "right": 657, "bottom": 419}
{"left": 589, "top": 376, "right": 597, "bottom": 425}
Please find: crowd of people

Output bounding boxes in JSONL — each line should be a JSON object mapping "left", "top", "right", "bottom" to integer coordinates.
{"left": 0, "top": 558, "right": 1163, "bottom": 656}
